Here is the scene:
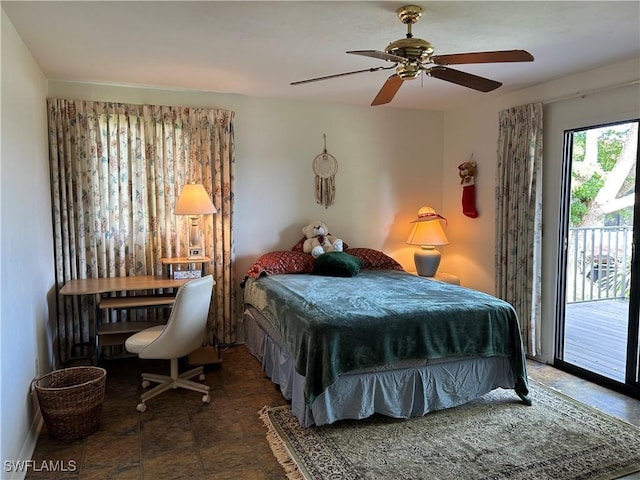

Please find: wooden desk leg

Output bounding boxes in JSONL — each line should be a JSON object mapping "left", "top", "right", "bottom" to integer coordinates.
{"left": 95, "top": 294, "right": 102, "bottom": 366}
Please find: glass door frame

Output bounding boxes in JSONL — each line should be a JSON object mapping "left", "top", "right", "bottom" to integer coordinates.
{"left": 554, "top": 119, "right": 640, "bottom": 398}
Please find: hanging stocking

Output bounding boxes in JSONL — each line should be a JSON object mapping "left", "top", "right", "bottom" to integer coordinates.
{"left": 458, "top": 160, "right": 478, "bottom": 218}
{"left": 461, "top": 179, "right": 478, "bottom": 218}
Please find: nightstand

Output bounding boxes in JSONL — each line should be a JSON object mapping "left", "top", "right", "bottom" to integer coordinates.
{"left": 429, "top": 272, "right": 460, "bottom": 285}
{"left": 408, "top": 270, "right": 460, "bottom": 285}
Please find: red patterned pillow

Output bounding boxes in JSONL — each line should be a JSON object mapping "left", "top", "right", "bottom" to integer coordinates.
{"left": 345, "top": 248, "right": 404, "bottom": 271}
{"left": 291, "top": 236, "right": 307, "bottom": 252}
{"left": 246, "top": 251, "right": 314, "bottom": 279}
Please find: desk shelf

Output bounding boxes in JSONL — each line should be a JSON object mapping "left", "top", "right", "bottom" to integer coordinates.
{"left": 98, "top": 321, "right": 164, "bottom": 347}
{"left": 162, "top": 256, "right": 210, "bottom": 278}
{"left": 98, "top": 296, "right": 175, "bottom": 353}
{"left": 99, "top": 295, "right": 176, "bottom": 310}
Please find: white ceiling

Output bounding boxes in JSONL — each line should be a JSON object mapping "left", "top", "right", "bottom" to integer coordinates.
{"left": 3, "top": 1, "right": 640, "bottom": 110}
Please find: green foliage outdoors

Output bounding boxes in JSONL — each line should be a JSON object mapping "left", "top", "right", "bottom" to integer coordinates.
{"left": 570, "top": 174, "right": 603, "bottom": 225}
{"left": 569, "top": 126, "right": 633, "bottom": 226}
{"left": 572, "top": 130, "right": 586, "bottom": 163}
{"left": 597, "top": 129, "right": 626, "bottom": 172}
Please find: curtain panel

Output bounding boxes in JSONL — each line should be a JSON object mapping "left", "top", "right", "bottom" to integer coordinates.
{"left": 47, "top": 99, "right": 236, "bottom": 364}
{"left": 495, "top": 102, "right": 543, "bottom": 356}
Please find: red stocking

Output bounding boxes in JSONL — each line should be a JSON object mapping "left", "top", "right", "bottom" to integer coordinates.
{"left": 462, "top": 183, "right": 478, "bottom": 218}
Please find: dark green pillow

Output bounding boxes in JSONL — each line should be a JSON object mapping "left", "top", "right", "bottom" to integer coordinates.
{"left": 311, "top": 252, "right": 363, "bottom": 277}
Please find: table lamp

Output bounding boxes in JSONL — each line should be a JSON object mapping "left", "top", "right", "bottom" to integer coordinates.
{"left": 406, "top": 206, "right": 449, "bottom": 277}
{"left": 175, "top": 182, "right": 216, "bottom": 259}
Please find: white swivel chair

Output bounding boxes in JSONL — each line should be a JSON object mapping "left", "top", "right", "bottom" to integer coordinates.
{"left": 125, "top": 275, "right": 214, "bottom": 412}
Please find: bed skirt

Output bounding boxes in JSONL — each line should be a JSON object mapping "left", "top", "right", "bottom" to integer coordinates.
{"left": 243, "top": 306, "right": 518, "bottom": 427}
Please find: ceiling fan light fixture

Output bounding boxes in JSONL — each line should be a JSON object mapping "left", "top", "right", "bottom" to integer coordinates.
{"left": 385, "top": 37, "right": 434, "bottom": 62}
{"left": 397, "top": 63, "right": 421, "bottom": 80}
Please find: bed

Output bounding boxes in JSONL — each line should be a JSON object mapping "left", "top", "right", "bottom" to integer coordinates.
{"left": 242, "top": 249, "right": 530, "bottom": 427}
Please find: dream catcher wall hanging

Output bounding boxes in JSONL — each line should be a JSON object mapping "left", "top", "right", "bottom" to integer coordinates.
{"left": 313, "top": 134, "right": 338, "bottom": 208}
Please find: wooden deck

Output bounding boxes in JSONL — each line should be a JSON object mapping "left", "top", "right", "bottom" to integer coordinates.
{"left": 563, "top": 299, "right": 630, "bottom": 382}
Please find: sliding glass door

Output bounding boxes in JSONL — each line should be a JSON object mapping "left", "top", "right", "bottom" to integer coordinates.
{"left": 555, "top": 119, "right": 639, "bottom": 396}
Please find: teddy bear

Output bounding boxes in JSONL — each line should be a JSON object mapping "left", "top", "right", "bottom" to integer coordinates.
{"left": 458, "top": 160, "right": 477, "bottom": 185}
{"left": 302, "top": 221, "right": 344, "bottom": 258}
{"left": 458, "top": 160, "right": 479, "bottom": 218}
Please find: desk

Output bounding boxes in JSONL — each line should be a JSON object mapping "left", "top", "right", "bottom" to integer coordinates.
{"left": 60, "top": 275, "right": 189, "bottom": 295}
{"left": 60, "top": 275, "right": 190, "bottom": 362}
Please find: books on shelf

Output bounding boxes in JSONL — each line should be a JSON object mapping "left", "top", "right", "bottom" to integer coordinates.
{"left": 173, "top": 269, "right": 202, "bottom": 279}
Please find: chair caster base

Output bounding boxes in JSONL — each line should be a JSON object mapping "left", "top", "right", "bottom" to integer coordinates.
{"left": 202, "top": 394, "right": 210, "bottom": 403}
{"left": 136, "top": 402, "right": 147, "bottom": 413}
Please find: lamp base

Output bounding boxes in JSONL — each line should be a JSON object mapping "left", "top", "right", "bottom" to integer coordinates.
{"left": 414, "top": 247, "right": 441, "bottom": 277}
{"left": 187, "top": 217, "right": 204, "bottom": 259}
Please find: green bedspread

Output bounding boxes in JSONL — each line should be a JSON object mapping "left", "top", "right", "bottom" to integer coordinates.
{"left": 243, "top": 270, "right": 529, "bottom": 405}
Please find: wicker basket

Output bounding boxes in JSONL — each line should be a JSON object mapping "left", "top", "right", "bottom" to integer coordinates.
{"left": 34, "top": 366, "right": 106, "bottom": 440}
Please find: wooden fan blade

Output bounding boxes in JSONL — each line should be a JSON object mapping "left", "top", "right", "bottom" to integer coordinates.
{"left": 431, "top": 50, "right": 534, "bottom": 65}
{"left": 427, "top": 67, "right": 502, "bottom": 92}
{"left": 348, "top": 50, "right": 407, "bottom": 63}
{"left": 291, "top": 65, "right": 394, "bottom": 85}
{"left": 371, "top": 75, "right": 404, "bottom": 106}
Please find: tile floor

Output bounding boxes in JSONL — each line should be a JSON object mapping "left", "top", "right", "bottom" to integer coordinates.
{"left": 28, "top": 345, "right": 640, "bottom": 480}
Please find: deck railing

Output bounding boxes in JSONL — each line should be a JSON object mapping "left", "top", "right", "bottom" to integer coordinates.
{"left": 566, "top": 225, "right": 633, "bottom": 303}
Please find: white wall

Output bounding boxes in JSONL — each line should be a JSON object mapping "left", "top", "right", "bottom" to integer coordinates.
{"left": 46, "top": 81, "right": 445, "bottom": 278}
{"left": 1, "top": 10, "right": 52, "bottom": 477}
{"left": 442, "top": 57, "right": 640, "bottom": 363}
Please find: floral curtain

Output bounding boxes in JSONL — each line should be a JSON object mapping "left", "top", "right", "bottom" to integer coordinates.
{"left": 495, "top": 102, "right": 543, "bottom": 356}
{"left": 47, "top": 99, "right": 236, "bottom": 364}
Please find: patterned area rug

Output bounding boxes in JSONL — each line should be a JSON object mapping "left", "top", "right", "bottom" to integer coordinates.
{"left": 260, "top": 381, "right": 640, "bottom": 480}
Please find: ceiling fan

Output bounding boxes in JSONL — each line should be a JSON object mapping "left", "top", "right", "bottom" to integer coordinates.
{"left": 291, "top": 5, "right": 534, "bottom": 106}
